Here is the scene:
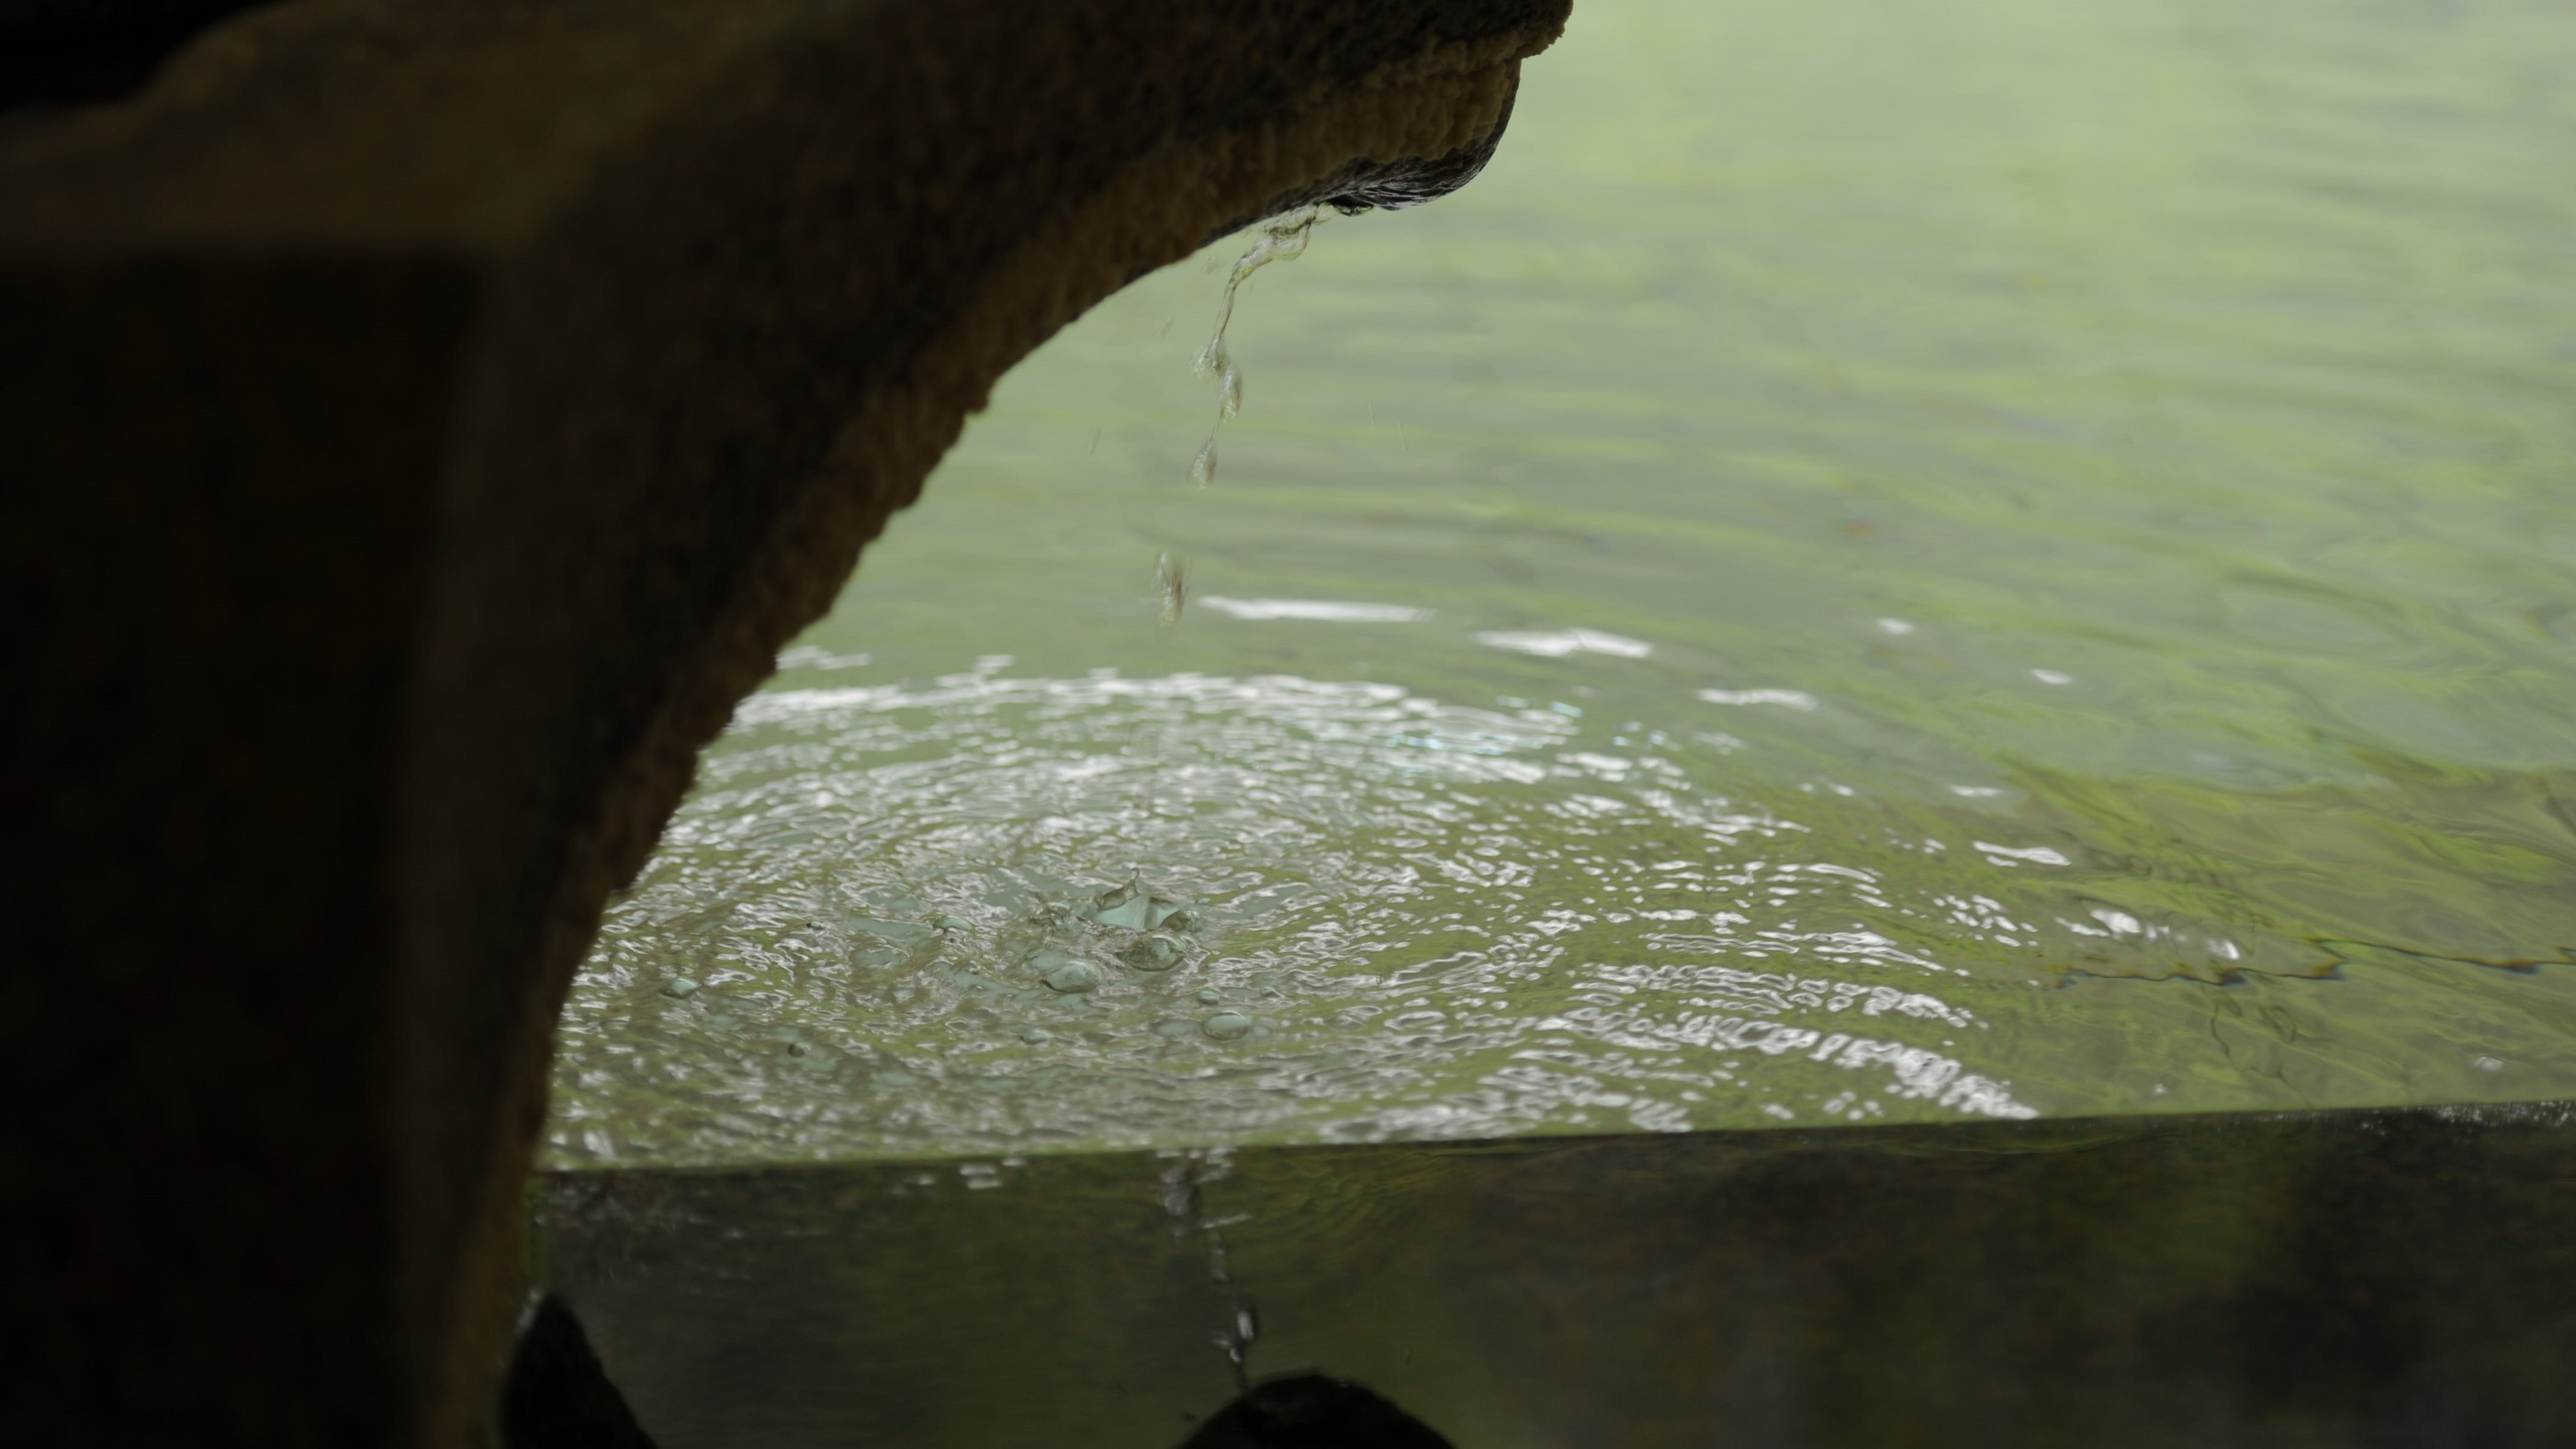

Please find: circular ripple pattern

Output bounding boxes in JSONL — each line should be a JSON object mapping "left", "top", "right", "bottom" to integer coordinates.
{"left": 548, "top": 669, "right": 2081, "bottom": 1163}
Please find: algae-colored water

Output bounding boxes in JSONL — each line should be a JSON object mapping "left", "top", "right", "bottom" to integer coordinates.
{"left": 543, "top": 0, "right": 2576, "bottom": 1168}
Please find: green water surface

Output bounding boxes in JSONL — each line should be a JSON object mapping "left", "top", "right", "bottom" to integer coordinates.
{"left": 544, "top": 0, "right": 2576, "bottom": 1168}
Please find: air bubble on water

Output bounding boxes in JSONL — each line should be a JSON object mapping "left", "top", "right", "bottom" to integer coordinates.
{"left": 1202, "top": 1012, "right": 1253, "bottom": 1041}
{"left": 1042, "top": 960, "right": 1103, "bottom": 993}
{"left": 1197, "top": 988, "right": 1222, "bottom": 1005}
{"left": 1030, "top": 948, "right": 1102, "bottom": 994}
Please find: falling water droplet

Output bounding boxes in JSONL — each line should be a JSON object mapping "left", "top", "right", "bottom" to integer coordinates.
{"left": 1154, "top": 551, "right": 1189, "bottom": 624}
{"left": 1219, "top": 366, "right": 1243, "bottom": 419}
{"left": 1187, "top": 440, "right": 1217, "bottom": 488}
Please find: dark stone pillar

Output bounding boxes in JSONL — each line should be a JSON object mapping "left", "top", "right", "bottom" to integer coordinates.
{"left": 0, "top": 0, "right": 1567, "bottom": 1440}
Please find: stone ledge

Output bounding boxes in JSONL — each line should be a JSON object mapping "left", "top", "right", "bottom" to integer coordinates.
{"left": 535, "top": 1103, "right": 2576, "bottom": 1444}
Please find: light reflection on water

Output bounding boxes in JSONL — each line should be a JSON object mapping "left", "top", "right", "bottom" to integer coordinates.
{"left": 546, "top": 0, "right": 2576, "bottom": 1167}
{"left": 557, "top": 667, "right": 2050, "bottom": 1163}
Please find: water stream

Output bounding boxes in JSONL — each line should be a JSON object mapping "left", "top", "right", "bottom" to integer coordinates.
{"left": 544, "top": 0, "right": 2576, "bottom": 1169}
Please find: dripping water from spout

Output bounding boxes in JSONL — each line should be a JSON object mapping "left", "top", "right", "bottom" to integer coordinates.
{"left": 1187, "top": 205, "right": 1323, "bottom": 489}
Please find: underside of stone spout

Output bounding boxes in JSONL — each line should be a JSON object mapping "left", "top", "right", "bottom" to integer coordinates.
{"left": 0, "top": 0, "right": 1568, "bottom": 1441}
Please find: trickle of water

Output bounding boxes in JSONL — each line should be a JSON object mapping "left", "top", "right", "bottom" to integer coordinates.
{"left": 1159, "top": 1149, "right": 1258, "bottom": 1391}
{"left": 1185, "top": 205, "right": 1324, "bottom": 485}
{"left": 1198, "top": 206, "right": 1319, "bottom": 373}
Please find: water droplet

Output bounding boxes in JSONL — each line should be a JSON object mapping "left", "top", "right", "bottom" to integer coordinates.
{"left": 1188, "top": 440, "right": 1217, "bottom": 488}
{"left": 1154, "top": 552, "right": 1188, "bottom": 624}
{"left": 1124, "top": 934, "right": 1186, "bottom": 972}
{"left": 1019, "top": 1026, "right": 1053, "bottom": 1044}
{"left": 1219, "top": 365, "right": 1243, "bottom": 419}
{"left": 932, "top": 915, "right": 971, "bottom": 932}
{"left": 661, "top": 978, "right": 700, "bottom": 999}
{"left": 1197, "top": 988, "right": 1222, "bottom": 1005}
{"left": 1201, "top": 1011, "right": 1253, "bottom": 1041}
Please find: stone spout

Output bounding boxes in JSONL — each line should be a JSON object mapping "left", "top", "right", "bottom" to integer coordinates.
{"left": 0, "top": 0, "right": 1569, "bottom": 1441}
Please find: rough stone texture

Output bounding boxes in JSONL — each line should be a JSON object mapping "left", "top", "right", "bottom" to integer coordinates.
{"left": 0, "top": 0, "right": 1568, "bottom": 1442}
